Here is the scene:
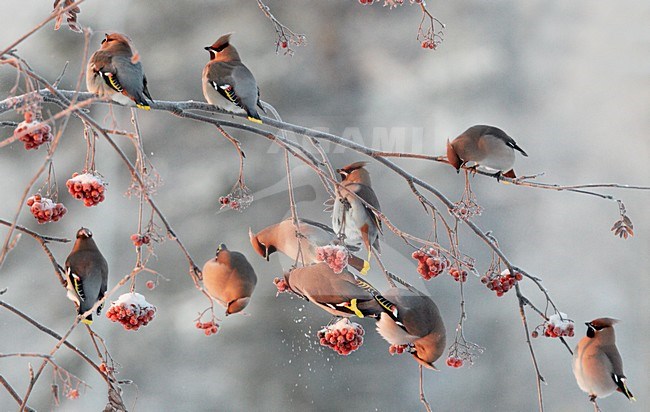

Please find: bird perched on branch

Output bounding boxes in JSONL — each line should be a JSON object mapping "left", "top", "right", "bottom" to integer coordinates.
{"left": 376, "top": 287, "right": 446, "bottom": 370}
{"left": 86, "top": 33, "right": 153, "bottom": 110}
{"left": 446, "top": 125, "right": 528, "bottom": 179}
{"left": 280, "top": 263, "right": 395, "bottom": 319}
{"left": 202, "top": 244, "right": 257, "bottom": 316}
{"left": 249, "top": 218, "right": 369, "bottom": 273}
{"left": 65, "top": 227, "right": 108, "bottom": 325}
{"left": 202, "top": 33, "right": 265, "bottom": 124}
{"left": 332, "top": 162, "right": 382, "bottom": 262}
{"left": 572, "top": 318, "right": 635, "bottom": 404}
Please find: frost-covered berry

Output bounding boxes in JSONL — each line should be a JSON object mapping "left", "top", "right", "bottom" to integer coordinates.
{"left": 446, "top": 356, "right": 464, "bottom": 368}
{"left": 317, "top": 318, "right": 364, "bottom": 356}
{"left": 14, "top": 112, "right": 53, "bottom": 150}
{"left": 105, "top": 293, "right": 156, "bottom": 331}
{"left": 484, "top": 269, "right": 522, "bottom": 296}
{"left": 533, "top": 312, "right": 575, "bottom": 338}
{"left": 66, "top": 172, "right": 107, "bottom": 207}
{"left": 411, "top": 248, "right": 449, "bottom": 280}
{"left": 449, "top": 267, "right": 468, "bottom": 283}
{"left": 66, "top": 389, "right": 80, "bottom": 400}
{"left": 388, "top": 344, "right": 408, "bottom": 355}
{"left": 130, "top": 233, "right": 151, "bottom": 247}
{"left": 26, "top": 194, "right": 66, "bottom": 224}
{"left": 316, "top": 244, "right": 349, "bottom": 274}
{"left": 273, "top": 277, "right": 290, "bottom": 296}
{"left": 195, "top": 320, "right": 219, "bottom": 336}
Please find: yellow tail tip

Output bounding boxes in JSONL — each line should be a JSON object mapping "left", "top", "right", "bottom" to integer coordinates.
{"left": 360, "top": 260, "right": 370, "bottom": 275}
{"left": 136, "top": 104, "right": 151, "bottom": 111}
{"left": 346, "top": 298, "right": 364, "bottom": 318}
{"left": 81, "top": 318, "right": 93, "bottom": 325}
{"left": 247, "top": 116, "right": 263, "bottom": 124}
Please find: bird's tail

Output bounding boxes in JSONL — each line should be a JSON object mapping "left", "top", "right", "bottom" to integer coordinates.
{"left": 614, "top": 375, "right": 635, "bottom": 401}
{"left": 80, "top": 313, "right": 93, "bottom": 325}
{"left": 134, "top": 93, "right": 151, "bottom": 111}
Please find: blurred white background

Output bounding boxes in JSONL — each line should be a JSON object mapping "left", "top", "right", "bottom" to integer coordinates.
{"left": 1, "top": 1, "right": 648, "bottom": 411}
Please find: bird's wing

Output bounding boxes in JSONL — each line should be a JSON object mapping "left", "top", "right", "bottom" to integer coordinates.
{"left": 488, "top": 126, "right": 528, "bottom": 157}
{"left": 206, "top": 63, "right": 246, "bottom": 109}
{"left": 109, "top": 56, "right": 150, "bottom": 107}
{"left": 348, "top": 183, "right": 383, "bottom": 233}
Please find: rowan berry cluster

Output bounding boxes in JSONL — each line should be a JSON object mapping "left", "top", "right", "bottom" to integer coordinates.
{"left": 26, "top": 194, "right": 66, "bottom": 224}
{"left": 481, "top": 269, "right": 522, "bottom": 296}
{"left": 195, "top": 320, "right": 219, "bottom": 336}
{"left": 66, "top": 172, "right": 107, "bottom": 207}
{"left": 532, "top": 313, "right": 575, "bottom": 338}
{"left": 14, "top": 112, "right": 53, "bottom": 150}
{"left": 388, "top": 344, "right": 408, "bottom": 355}
{"left": 106, "top": 293, "right": 156, "bottom": 331}
{"left": 412, "top": 248, "right": 449, "bottom": 280}
{"left": 317, "top": 318, "right": 364, "bottom": 356}
{"left": 273, "top": 277, "right": 290, "bottom": 295}
{"left": 316, "top": 244, "right": 349, "bottom": 274}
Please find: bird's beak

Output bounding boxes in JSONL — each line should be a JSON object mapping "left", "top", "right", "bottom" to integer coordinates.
{"left": 204, "top": 46, "right": 212, "bottom": 51}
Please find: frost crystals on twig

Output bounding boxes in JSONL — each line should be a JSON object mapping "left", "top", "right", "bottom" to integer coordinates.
{"left": 257, "top": 0, "right": 306, "bottom": 56}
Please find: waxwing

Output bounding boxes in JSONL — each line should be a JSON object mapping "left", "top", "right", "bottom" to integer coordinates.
{"left": 281, "top": 263, "right": 395, "bottom": 319}
{"left": 376, "top": 287, "right": 446, "bottom": 370}
{"left": 202, "top": 244, "right": 258, "bottom": 316}
{"left": 572, "top": 318, "right": 635, "bottom": 403}
{"left": 332, "top": 162, "right": 382, "bottom": 259}
{"left": 65, "top": 227, "right": 108, "bottom": 325}
{"left": 249, "top": 218, "right": 369, "bottom": 273}
{"left": 202, "top": 33, "right": 264, "bottom": 124}
{"left": 447, "top": 125, "right": 527, "bottom": 178}
{"left": 86, "top": 33, "right": 153, "bottom": 110}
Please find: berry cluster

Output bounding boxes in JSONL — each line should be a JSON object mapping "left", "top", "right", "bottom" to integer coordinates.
{"left": 106, "top": 293, "right": 156, "bottom": 331}
{"left": 532, "top": 313, "right": 575, "bottom": 338}
{"left": 219, "top": 184, "right": 253, "bottom": 212}
{"left": 66, "top": 172, "right": 106, "bottom": 207}
{"left": 14, "top": 112, "right": 53, "bottom": 150}
{"left": 446, "top": 356, "right": 464, "bottom": 368}
{"left": 388, "top": 344, "right": 408, "bottom": 355}
{"left": 130, "top": 233, "right": 151, "bottom": 247}
{"left": 451, "top": 199, "right": 483, "bottom": 220}
{"left": 316, "top": 244, "right": 349, "bottom": 274}
{"left": 195, "top": 320, "right": 219, "bottom": 336}
{"left": 317, "top": 318, "right": 364, "bottom": 356}
{"left": 98, "top": 362, "right": 114, "bottom": 374}
{"left": 481, "top": 269, "right": 523, "bottom": 297}
{"left": 421, "top": 40, "right": 437, "bottom": 49}
{"left": 449, "top": 267, "right": 468, "bottom": 282}
{"left": 66, "top": 389, "right": 80, "bottom": 400}
{"left": 358, "top": 0, "right": 375, "bottom": 5}
{"left": 412, "top": 248, "right": 449, "bottom": 280}
{"left": 273, "top": 277, "right": 290, "bottom": 295}
{"left": 26, "top": 194, "right": 66, "bottom": 224}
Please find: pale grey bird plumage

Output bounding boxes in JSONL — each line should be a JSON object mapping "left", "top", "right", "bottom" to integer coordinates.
{"left": 202, "top": 33, "right": 264, "bottom": 123}
{"left": 332, "top": 162, "right": 382, "bottom": 256}
{"left": 572, "top": 317, "right": 635, "bottom": 402}
{"left": 86, "top": 33, "right": 152, "bottom": 109}
{"left": 447, "top": 125, "right": 527, "bottom": 178}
